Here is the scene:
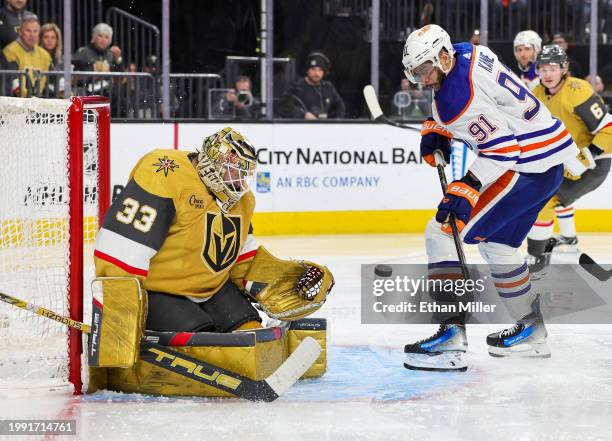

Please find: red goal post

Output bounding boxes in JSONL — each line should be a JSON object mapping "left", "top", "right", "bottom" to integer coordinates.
{"left": 68, "top": 96, "right": 111, "bottom": 394}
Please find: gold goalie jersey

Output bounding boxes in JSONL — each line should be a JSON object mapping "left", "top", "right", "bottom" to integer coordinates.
{"left": 94, "top": 149, "right": 257, "bottom": 299}
{"left": 533, "top": 77, "right": 612, "bottom": 155}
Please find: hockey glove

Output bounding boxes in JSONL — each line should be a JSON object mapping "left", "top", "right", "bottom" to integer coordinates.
{"left": 436, "top": 173, "right": 481, "bottom": 234}
{"left": 564, "top": 145, "right": 598, "bottom": 179}
{"left": 420, "top": 118, "right": 453, "bottom": 167}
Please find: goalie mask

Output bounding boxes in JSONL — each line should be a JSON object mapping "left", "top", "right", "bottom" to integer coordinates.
{"left": 196, "top": 127, "right": 257, "bottom": 212}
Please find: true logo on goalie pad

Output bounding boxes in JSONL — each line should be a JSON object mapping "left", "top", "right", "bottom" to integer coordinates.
{"left": 202, "top": 212, "right": 242, "bottom": 272}
{"left": 144, "top": 346, "right": 242, "bottom": 390}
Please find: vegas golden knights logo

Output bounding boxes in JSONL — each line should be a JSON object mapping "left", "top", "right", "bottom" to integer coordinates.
{"left": 202, "top": 212, "right": 241, "bottom": 272}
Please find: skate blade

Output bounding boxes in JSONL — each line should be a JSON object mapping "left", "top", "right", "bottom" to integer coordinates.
{"left": 488, "top": 343, "right": 551, "bottom": 359}
{"left": 404, "top": 363, "right": 468, "bottom": 372}
{"left": 404, "top": 351, "right": 468, "bottom": 372}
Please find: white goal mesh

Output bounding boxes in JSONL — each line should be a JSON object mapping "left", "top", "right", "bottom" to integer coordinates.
{"left": 0, "top": 97, "right": 109, "bottom": 392}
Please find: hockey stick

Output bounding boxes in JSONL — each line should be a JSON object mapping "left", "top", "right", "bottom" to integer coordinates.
{"left": 579, "top": 253, "right": 612, "bottom": 282}
{"left": 140, "top": 338, "right": 321, "bottom": 402}
{"left": 363, "top": 85, "right": 421, "bottom": 131}
{"left": 0, "top": 292, "right": 92, "bottom": 333}
{"left": 0, "top": 291, "right": 321, "bottom": 402}
{"left": 363, "top": 84, "right": 470, "bottom": 278}
{"left": 433, "top": 151, "right": 470, "bottom": 280}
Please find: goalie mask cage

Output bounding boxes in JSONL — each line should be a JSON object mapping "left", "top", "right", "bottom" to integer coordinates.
{"left": 0, "top": 96, "right": 110, "bottom": 394}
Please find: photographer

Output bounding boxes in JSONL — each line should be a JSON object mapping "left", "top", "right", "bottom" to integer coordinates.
{"left": 217, "top": 75, "right": 261, "bottom": 120}
{"left": 279, "top": 52, "right": 345, "bottom": 119}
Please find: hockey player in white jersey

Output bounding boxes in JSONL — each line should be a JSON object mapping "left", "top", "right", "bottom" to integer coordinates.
{"left": 514, "top": 30, "right": 542, "bottom": 90}
{"left": 401, "top": 24, "right": 578, "bottom": 371}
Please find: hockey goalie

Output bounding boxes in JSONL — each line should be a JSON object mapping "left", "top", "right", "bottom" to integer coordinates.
{"left": 90, "top": 127, "right": 334, "bottom": 398}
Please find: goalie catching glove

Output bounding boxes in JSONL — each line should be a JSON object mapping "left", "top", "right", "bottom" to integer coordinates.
{"left": 242, "top": 246, "right": 334, "bottom": 321}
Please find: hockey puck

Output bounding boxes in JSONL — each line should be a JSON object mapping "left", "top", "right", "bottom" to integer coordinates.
{"left": 374, "top": 264, "right": 393, "bottom": 277}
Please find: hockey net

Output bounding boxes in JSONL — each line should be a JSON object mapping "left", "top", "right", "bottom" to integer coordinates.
{"left": 0, "top": 96, "right": 110, "bottom": 394}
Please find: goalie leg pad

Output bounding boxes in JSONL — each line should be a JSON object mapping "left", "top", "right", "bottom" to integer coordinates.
{"left": 287, "top": 318, "right": 327, "bottom": 378}
{"left": 88, "top": 277, "right": 146, "bottom": 393}
{"left": 89, "top": 277, "right": 146, "bottom": 368}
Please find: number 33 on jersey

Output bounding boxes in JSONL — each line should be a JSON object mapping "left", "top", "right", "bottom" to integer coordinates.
{"left": 431, "top": 43, "right": 578, "bottom": 187}
{"left": 93, "top": 149, "right": 257, "bottom": 299}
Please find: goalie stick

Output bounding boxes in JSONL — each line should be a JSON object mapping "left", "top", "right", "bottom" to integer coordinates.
{"left": 579, "top": 253, "right": 612, "bottom": 282}
{"left": 141, "top": 337, "right": 320, "bottom": 402}
{"left": 0, "top": 291, "right": 321, "bottom": 402}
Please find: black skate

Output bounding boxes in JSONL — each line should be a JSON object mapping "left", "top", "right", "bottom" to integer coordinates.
{"left": 487, "top": 308, "right": 550, "bottom": 358}
{"left": 526, "top": 237, "right": 558, "bottom": 274}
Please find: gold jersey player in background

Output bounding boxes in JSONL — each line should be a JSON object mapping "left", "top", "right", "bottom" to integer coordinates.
{"left": 94, "top": 127, "right": 333, "bottom": 335}
{"left": 527, "top": 45, "right": 612, "bottom": 264}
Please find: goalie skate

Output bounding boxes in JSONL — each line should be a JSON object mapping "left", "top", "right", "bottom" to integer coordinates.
{"left": 404, "top": 324, "right": 468, "bottom": 372}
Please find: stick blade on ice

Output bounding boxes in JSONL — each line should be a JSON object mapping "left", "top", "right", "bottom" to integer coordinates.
{"left": 579, "top": 253, "right": 612, "bottom": 282}
{"left": 265, "top": 336, "right": 321, "bottom": 397}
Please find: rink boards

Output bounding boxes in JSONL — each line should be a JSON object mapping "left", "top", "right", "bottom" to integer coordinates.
{"left": 110, "top": 122, "right": 612, "bottom": 234}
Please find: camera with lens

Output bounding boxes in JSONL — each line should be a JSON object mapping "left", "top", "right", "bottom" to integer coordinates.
{"left": 236, "top": 90, "right": 253, "bottom": 107}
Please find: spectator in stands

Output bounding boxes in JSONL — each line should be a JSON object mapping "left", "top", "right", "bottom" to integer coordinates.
{"left": 0, "top": 0, "right": 33, "bottom": 48}
{"left": 3, "top": 14, "right": 51, "bottom": 97}
{"left": 39, "top": 23, "right": 62, "bottom": 69}
{"left": 38, "top": 22, "right": 64, "bottom": 97}
{"left": 216, "top": 75, "right": 261, "bottom": 120}
{"left": 72, "top": 23, "right": 123, "bottom": 73}
{"left": 279, "top": 52, "right": 345, "bottom": 119}
{"left": 73, "top": 23, "right": 124, "bottom": 115}
{"left": 551, "top": 32, "right": 583, "bottom": 78}
{"left": 391, "top": 78, "right": 431, "bottom": 119}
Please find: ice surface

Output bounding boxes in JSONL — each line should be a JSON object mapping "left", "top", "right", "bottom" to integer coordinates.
{"left": 1, "top": 234, "right": 611, "bottom": 441}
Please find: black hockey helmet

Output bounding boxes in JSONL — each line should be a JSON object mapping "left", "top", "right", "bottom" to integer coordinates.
{"left": 536, "top": 44, "right": 568, "bottom": 67}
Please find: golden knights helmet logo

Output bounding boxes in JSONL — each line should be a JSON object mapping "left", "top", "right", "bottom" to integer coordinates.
{"left": 202, "top": 211, "right": 242, "bottom": 272}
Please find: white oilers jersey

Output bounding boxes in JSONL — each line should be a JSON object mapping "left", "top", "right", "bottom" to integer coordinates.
{"left": 520, "top": 63, "right": 540, "bottom": 91}
{"left": 431, "top": 43, "right": 578, "bottom": 186}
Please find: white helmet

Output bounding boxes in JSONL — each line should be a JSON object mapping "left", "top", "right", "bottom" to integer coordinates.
{"left": 402, "top": 24, "right": 455, "bottom": 84}
{"left": 513, "top": 30, "right": 542, "bottom": 54}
